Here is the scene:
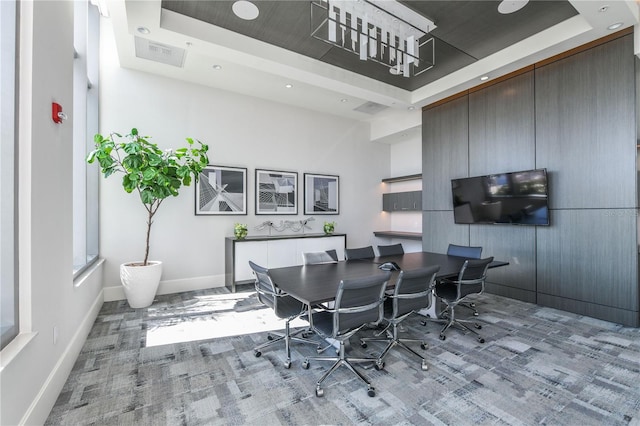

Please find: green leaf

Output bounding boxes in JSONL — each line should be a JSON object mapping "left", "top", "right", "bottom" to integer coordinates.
{"left": 131, "top": 128, "right": 138, "bottom": 136}
{"left": 142, "top": 168, "right": 157, "bottom": 181}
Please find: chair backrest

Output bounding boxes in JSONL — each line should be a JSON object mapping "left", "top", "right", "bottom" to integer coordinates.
{"left": 249, "top": 260, "right": 303, "bottom": 318}
{"left": 390, "top": 265, "right": 440, "bottom": 317}
{"left": 454, "top": 257, "right": 493, "bottom": 298}
{"left": 377, "top": 243, "right": 405, "bottom": 257}
{"left": 345, "top": 246, "right": 375, "bottom": 260}
{"left": 302, "top": 250, "right": 338, "bottom": 265}
{"left": 447, "top": 243, "right": 483, "bottom": 259}
{"left": 332, "top": 272, "right": 390, "bottom": 336}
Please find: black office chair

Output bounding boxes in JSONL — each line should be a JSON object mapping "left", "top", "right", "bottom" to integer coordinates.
{"left": 249, "top": 261, "right": 315, "bottom": 369}
{"left": 302, "top": 272, "right": 391, "bottom": 397}
{"left": 432, "top": 257, "right": 493, "bottom": 343}
{"left": 345, "top": 245, "right": 375, "bottom": 260}
{"left": 446, "top": 244, "right": 483, "bottom": 316}
{"left": 360, "top": 265, "right": 439, "bottom": 371}
{"left": 301, "top": 249, "right": 338, "bottom": 264}
{"left": 377, "top": 243, "right": 405, "bottom": 257}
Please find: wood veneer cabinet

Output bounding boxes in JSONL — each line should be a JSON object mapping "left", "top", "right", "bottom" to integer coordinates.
{"left": 224, "top": 233, "right": 346, "bottom": 292}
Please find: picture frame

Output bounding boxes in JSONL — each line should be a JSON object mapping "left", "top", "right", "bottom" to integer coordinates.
{"left": 304, "top": 173, "right": 339, "bottom": 215}
{"left": 195, "top": 165, "right": 247, "bottom": 215}
{"left": 255, "top": 169, "right": 298, "bottom": 215}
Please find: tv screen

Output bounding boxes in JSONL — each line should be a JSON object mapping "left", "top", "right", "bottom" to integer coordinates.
{"left": 451, "top": 169, "right": 549, "bottom": 226}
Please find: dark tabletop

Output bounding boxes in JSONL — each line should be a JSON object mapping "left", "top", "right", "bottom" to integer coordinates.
{"left": 268, "top": 251, "right": 507, "bottom": 306}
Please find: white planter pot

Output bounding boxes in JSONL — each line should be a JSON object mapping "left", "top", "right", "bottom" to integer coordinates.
{"left": 120, "top": 261, "right": 163, "bottom": 308}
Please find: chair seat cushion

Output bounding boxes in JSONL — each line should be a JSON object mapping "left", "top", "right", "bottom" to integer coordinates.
{"left": 276, "top": 295, "right": 306, "bottom": 319}
{"left": 434, "top": 282, "right": 458, "bottom": 302}
{"left": 310, "top": 310, "right": 334, "bottom": 336}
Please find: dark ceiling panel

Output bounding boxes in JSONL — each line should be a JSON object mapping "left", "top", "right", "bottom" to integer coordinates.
{"left": 401, "top": 1, "right": 578, "bottom": 59}
{"left": 161, "top": 0, "right": 578, "bottom": 90}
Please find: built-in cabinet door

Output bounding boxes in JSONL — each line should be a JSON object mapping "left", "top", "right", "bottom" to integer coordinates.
{"left": 234, "top": 241, "right": 268, "bottom": 282}
{"left": 383, "top": 191, "right": 421, "bottom": 211}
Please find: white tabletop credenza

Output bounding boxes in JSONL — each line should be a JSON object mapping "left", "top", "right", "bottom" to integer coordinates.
{"left": 224, "top": 233, "right": 347, "bottom": 292}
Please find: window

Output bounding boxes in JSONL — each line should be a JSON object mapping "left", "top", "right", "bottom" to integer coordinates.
{"left": 73, "top": 1, "right": 99, "bottom": 277}
{"left": 0, "top": 0, "right": 18, "bottom": 350}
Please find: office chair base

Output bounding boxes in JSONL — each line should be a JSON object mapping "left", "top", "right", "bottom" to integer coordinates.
{"left": 360, "top": 336, "right": 428, "bottom": 370}
{"left": 437, "top": 317, "right": 484, "bottom": 343}
{"left": 303, "top": 354, "right": 379, "bottom": 397}
{"left": 253, "top": 325, "right": 316, "bottom": 367}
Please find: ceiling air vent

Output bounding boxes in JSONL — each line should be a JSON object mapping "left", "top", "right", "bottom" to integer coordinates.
{"left": 134, "top": 36, "right": 186, "bottom": 68}
{"left": 353, "top": 101, "right": 388, "bottom": 115}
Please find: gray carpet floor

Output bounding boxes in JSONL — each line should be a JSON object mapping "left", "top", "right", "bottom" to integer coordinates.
{"left": 45, "top": 286, "right": 640, "bottom": 425}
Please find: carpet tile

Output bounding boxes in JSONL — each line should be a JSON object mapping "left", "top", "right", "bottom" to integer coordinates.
{"left": 45, "top": 287, "right": 640, "bottom": 425}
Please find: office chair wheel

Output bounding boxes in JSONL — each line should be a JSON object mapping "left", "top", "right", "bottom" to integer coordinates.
{"left": 421, "top": 360, "right": 429, "bottom": 371}
{"left": 420, "top": 343, "right": 427, "bottom": 350}
{"left": 360, "top": 342, "right": 368, "bottom": 348}
{"left": 315, "top": 387, "right": 324, "bottom": 397}
{"left": 267, "top": 335, "right": 274, "bottom": 341}
{"left": 302, "top": 360, "right": 310, "bottom": 369}
{"left": 254, "top": 350, "right": 262, "bottom": 357}
{"left": 439, "top": 334, "right": 446, "bottom": 341}
{"left": 367, "top": 387, "right": 376, "bottom": 397}
{"left": 474, "top": 323, "right": 482, "bottom": 329}
{"left": 284, "top": 360, "right": 291, "bottom": 369}
{"left": 478, "top": 337, "right": 485, "bottom": 344}
{"left": 420, "top": 320, "right": 427, "bottom": 326}
{"left": 374, "top": 361, "right": 385, "bottom": 371}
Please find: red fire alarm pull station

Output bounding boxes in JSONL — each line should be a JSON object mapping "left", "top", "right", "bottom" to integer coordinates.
{"left": 52, "top": 102, "right": 67, "bottom": 123}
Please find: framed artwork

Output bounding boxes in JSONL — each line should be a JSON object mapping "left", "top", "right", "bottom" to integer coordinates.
{"left": 304, "top": 173, "right": 339, "bottom": 215}
{"left": 195, "top": 165, "right": 247, "bottom": 215}
{"left": 255, "top": 169, "right": 298, "bottom": 215}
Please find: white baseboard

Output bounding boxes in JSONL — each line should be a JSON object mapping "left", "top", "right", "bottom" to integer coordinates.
{"left": 22, "top": 289, "right": 104, "bottom": 426}
{"left": 103, "top": 274, "right": 226, "bottom": 302}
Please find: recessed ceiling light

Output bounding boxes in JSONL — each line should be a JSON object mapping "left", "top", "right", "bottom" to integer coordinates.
{"left": 340, "top": 99, "right": 348, "bottom": 103}
{"left": 232, "top": 1, "right": 259, "bottom": 20}
{"left": 497, "top": 0, "right": 529, "bottom": 14}
{"left": 480, "top": 76, "right": 489, "bottom": 81}
{"left": 212, "top": 65, "right": 222, "bottom": 70}
{"left": 285, "top": 84, "right": 293, "bottom": 89}
{"left": 598, "top": 5, "right": 609, "bottom": 13}
{"left": 607, "top": 22, "right": 623, "bottom": 30}
{"left": 137, "top": 26, "right": 150, "bottom": 34}
{"left": 186, "top": 42, "right": 193, "bottom": 47}
{"left": 408, "top": 106, "right": 415, "bottom": 111}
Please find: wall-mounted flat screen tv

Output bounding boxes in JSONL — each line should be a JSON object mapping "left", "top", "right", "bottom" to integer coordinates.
{"left": 451, "top": 168, "right": 549, "bottom": 226}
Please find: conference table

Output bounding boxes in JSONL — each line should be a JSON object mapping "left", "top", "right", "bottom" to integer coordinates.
{"left": 268, "top": 251, "right": 509, "bottom": 319}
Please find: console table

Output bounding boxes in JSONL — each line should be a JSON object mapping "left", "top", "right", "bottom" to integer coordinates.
{"left": 224, "top": 233, "right": 347, "bottom": 292}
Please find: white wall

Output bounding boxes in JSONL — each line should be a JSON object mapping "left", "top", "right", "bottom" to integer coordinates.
{"left": 99, "top": 20, "right": 391, "bottom": 298}
{"left": 1, "top": 2, "right": 104, "bottom": 425}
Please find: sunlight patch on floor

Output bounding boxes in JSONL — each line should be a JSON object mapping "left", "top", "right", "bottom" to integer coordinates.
{"left": 145, "top": 292, "right": 308, "bottom": 347}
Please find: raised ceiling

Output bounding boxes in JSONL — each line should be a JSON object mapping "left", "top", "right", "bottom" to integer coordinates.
{"left": 107, "top": 1, "right": 639, "bottom": 121}
{"left": 161, "top": 1, "right": 578, "bottom": 91}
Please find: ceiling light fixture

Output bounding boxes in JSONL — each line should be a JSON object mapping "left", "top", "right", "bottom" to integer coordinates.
{"left": 497, "top": 0, "right": 529, "bottom": 15}
{"left": 340, "top": 98, "right": 348, "bottom": 103}
{"left": 212, "top": 65, "right": 222, "bottom": 70}
{"left": 232, "top": 1, "right": 260, "bottom": 21}
{"left": 480, "top": 75, "right": 489, "bottom": 81}
{"left": 285, "top": 84, "right": 293, "bottom": 89}
{"left": 137, "top": 26, "right": 150, "bottom": 34}
{"left": 598, "top": 5, "right": 609, "bottom": 13}
{"left": 607, "top": 22, "right": 623, "bottom": 30}
{"left": 310, "top": 0, "right": 436, "bottom": 77}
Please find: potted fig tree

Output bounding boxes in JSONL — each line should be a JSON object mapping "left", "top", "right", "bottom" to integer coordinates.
{"left": 87, "top": 128, "right": 209, "bottom": 308}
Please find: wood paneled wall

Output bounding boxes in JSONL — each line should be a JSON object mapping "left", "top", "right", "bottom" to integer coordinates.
{"left": 421, "top": 34, "right": 639, "bottom": 326}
